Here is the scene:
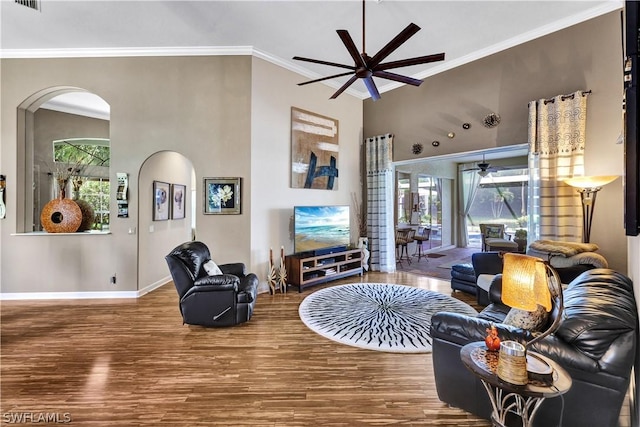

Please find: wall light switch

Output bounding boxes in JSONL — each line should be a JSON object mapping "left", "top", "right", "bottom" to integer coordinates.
{"left": 149, "top": 225, "right": 154, "bottom": 233}
{"left": 128, "top": 227, "right": 136, "bottom": 235}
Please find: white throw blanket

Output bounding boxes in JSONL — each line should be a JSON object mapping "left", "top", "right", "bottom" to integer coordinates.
{"left": 528, "top": 240, "right": 599, "bottom": 257}
{"left": 527, "top": 249, "right": 608, "bottom": 268}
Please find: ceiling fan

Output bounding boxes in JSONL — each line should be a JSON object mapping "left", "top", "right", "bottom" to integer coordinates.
{"left": 293, "top": 0, "right": 445, "bottom": 101}
{"left": 463, "top": 154, "right": 495, "bottom": 177}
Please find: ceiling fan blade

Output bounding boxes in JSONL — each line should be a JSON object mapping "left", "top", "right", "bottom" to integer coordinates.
{"left": 337, "top": 30, "right": 367, "bottom": 69}
{"left": 330, "top": 75, "right": 359, "bottom": 99}
{"left": 372, "top": 70, "right": 422, "bottom": 86}
{"left": 298, "top": 71, "right": 356, "bottom": 86}
{"left": 363, "top": 76, "right": 381, "bottom": 101}
{"left": 376, "top": 53, "right": 446, "bottom": 71}
{"left": 292, "top": 56, "right": 355, "bottom": 71}
{"left": 368, "top": 23, "right": 421, "bottom": 69}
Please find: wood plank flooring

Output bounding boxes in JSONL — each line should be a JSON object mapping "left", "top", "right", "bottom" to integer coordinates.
{"left": 0, "top": 270, "right": 629, "bottom": 426}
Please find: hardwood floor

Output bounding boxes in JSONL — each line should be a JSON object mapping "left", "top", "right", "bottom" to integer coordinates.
{"left": 1, "top": 272, "right": 493, "bottom": 426}
{"left": 3, "top": 269, "right": 630, "bottom": 426}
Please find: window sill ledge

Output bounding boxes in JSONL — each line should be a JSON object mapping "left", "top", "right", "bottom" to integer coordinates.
{"left": 11, "top": 230, "right": 111, "bottom": 236}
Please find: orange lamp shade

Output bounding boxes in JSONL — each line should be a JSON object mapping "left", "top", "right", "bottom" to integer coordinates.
{"left": 502, "top": 253, "right": 552, "bottom": 312}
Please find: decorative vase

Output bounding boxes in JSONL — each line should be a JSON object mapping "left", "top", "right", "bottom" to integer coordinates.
{"left": 72, "top": 190, "right": 95, "bottom": 232}
{"left": 40, "top": 189, "right": 82, "bottom": 233}
{"left": 358, "top": 237, "right": 370, "bottom": 272}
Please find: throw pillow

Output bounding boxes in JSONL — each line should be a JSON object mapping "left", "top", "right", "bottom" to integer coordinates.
{"left": 485, "top": 226, "right": 503, "bottom": 238}
{"left": 503, "top": 305, "right": 549, "bottom": 331}
{"left": 203, "top": 259, "right": 223, "bottom": 276}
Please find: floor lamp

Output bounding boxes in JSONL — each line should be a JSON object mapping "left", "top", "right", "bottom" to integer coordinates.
{"left": 564, "top": 175, "right": 619, "bottom": 243}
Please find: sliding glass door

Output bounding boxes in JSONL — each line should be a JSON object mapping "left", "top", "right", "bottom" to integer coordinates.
{"left": 417, "top": 175, "right": 452, "bottom": 250}
{"left": 466, "top": 168, "right": 529, "bottom": 248}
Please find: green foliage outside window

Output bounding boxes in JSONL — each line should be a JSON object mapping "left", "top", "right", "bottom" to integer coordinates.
{"left": 53, "top": 141, "right": 109, "bottom": 167}
{"left": 53, "top": 139, "right": 110, "bottom": 228}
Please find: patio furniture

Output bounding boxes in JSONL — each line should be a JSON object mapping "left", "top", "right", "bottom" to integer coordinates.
{"left": 479, "top": 223, "right": 518, "bottom": 252}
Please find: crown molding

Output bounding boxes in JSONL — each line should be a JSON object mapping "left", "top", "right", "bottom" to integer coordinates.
{"left": 0, "top": 45, "right": 366, "bottom": 99}
{"left": 1, "top": 2, "right": 621, "bottom": 101}
{"left": 40, "top": 100, "right": 109, "bottom": 121}
{"left": 0, "top": 45, "right": 255, "bottom": 59}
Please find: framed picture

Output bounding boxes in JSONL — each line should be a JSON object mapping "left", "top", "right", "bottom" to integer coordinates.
{"left": 204, "top": 177, "right": 241, "bottom": 215}
{"left": 291, "top": 107, "right": 339, "bottom": 190}
{"left": 153, "top": 181, "right": 170, "bottom": 221}
{"left": 171, "top": 184, "right": 186, "bottom": 220}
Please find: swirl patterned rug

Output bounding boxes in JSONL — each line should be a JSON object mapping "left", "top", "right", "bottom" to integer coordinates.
{"left": 298, "top": 283, "right": 478, "bottom": 353}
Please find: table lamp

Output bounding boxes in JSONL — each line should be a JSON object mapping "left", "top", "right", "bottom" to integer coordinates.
{"left": 563, "top": 175, "right": 619, "bottom": 243}
{"left": 497, "top": 253, "right": 564, "bottom": 384}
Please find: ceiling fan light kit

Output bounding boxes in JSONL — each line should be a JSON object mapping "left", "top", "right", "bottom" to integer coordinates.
{"left": 293, "top": 0, "right": 445, "bottom": 101}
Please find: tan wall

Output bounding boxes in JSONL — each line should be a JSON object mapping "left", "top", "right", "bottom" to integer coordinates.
{"left": 0, "top": 54, "right": 363, "bottom": 295}
{"left": 138, "top": 151, "right": 193, "bottom": 289}
{"left": 250, "top": 58, "right": 363, "bottom": 289}
{"left": 364, "top": 11, "right": 627, "bottom": 273}
{"left": 1, "top": 55, "right": 254, "bottom": 294}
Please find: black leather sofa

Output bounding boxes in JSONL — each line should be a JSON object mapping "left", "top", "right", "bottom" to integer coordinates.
{"left": 431, "top": 268, "right": 638, "bottom": 427}
{"left": 165, "top": 241, "right": 258, "bottom": 327}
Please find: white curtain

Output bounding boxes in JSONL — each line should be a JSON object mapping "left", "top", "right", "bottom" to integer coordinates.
{"left": 456, "top": 165, "right": 482, "bottom": 247}
{"left": 528, "top": 90, "right": 588, "bottom": 243}
{"left": 365, "top": 134, "right": 395, "bottom": 272}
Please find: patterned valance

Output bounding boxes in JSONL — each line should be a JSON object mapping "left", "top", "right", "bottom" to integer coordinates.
{"left": 528, "top": 90, "right": 589, "bottom": 156}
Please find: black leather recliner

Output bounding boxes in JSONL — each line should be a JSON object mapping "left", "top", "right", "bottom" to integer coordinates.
{"left": 431, "top": 268, "right": 638, "bottom": 427}
{"left": 165, "top": 241, "right": 258, "bottom": 327}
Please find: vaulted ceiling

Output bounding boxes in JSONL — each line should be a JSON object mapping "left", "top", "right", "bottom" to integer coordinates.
{"left": 1, "top": 0, "right": 622, "bottom": 100}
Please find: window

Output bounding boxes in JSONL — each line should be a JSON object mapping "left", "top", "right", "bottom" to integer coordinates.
{"left": 396, "top": 174, "right": 410, "bottom": 223}
{"left": 52, "top": 138, "right": 110, "bottom": 229}
{"left": 418, "top": 175, "right": 443, "bottom": 249}
{"left": 467, "top": 168, "right": 528, "bottom": 247}
{"left": 77, "top": 177, "right": 110, "bottom": 229}
{"left": 53, "top": 138, "right": 109, "bottom": 167}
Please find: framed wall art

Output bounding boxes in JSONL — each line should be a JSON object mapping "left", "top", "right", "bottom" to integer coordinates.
{"left": 204, "top": 177, "right": 241, "bottom": 215}
{"left": 291, "top": 107, "right": 339, "bottom": 190}
{"left": 153, "top": 180, "right": 170, "bottom": 221}
{"left": 171, "top": 183, "right": 186, "bottom": 220}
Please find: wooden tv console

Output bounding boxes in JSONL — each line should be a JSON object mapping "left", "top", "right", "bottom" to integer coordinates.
{"left": 285, "top": 248, "right": 363, "bottom": 292}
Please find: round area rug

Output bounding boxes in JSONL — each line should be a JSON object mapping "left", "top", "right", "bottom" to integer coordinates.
{"left": 298, "top": 283, "right": 478, "bottom": 353}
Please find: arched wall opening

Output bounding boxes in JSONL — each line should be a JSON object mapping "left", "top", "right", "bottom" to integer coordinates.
{"left": 138, "top": 151, "right": 195, "bottom": 291}
{"left": 16, "top": 87, "right": 110, "bottom": 233}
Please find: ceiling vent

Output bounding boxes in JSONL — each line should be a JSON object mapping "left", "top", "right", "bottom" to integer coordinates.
{"left": 15, "top": 0, "right": 40, "bottom": 11}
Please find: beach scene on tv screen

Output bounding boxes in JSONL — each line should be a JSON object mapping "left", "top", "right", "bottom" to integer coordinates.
{"left": 295, "top": 206, "right": 350, "bottom": 252}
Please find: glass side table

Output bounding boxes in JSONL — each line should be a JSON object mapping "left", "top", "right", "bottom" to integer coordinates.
{"left": 460, "top": 342, "right": 572, "bottom": 427}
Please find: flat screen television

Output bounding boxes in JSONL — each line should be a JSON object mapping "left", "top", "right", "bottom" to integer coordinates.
{"left": 294, "top": 205, "right": 350, "bottom": 254}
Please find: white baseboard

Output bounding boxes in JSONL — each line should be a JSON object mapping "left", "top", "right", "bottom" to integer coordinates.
{"left": 0, "top": 276, "right": 171, "bottom": 300}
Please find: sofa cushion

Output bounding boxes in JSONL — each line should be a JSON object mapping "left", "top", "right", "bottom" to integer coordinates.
{"left": 203, "top": 259, "right": 223, "bottom": 276}
{"left": 485, "top": 226, "right": 502, "bottom": 238}
{"left": 503, "top": 305, "right": 549, "bottom": 331}
{"left": 555, "top": 269, "right": 637, "bottom": 360}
